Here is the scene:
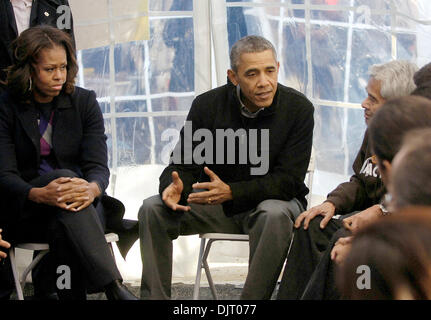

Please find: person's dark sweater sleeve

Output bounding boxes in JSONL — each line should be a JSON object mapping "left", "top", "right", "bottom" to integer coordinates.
{"left": 325, "top": 133, "right": 368, "bottom": 214}
{"left": 325, "top": 176, "right": 368, "bottom": 215}
{"left": 224, "top": 97, "right": 314, "bottom": 215}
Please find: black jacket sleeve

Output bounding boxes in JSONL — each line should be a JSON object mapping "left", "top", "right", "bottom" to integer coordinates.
{"left": 0, "top": 95, "right": 34, "bottom": 218}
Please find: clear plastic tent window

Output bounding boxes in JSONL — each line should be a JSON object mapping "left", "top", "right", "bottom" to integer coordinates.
{"left": 72, "top": 0, "right": 431, "bottom": 216}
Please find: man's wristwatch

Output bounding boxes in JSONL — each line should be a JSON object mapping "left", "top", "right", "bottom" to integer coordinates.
{"left": 379, "top": 203, "right": 390, "bottom": 216}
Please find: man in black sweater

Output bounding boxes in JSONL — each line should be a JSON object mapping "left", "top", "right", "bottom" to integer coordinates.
{"left": 138, "top": 35, "right": 314, "bottom": 300}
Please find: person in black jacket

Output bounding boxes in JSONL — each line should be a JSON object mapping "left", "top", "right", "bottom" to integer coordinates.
{"left": 0, "top": 229, "right": 12, "bottom": 300}
{"left": 277, "top": 60, "right": 418, "bottom": 300}
{"left": 1, "top": 2, "right": 139, "bottom": 299}
{"left": 0, "top": 26, "right": 138, "bottom": 300}
{"left": 0, "top": 0, "right": 76, "bottom": 297}
{"left": 138, "top": 35, "right": 314, "bottom": 300}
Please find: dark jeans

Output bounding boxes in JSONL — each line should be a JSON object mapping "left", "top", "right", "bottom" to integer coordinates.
{"left": 277, "top": 214, "right": 353, "bottom": 300}
{"left": 3, "top": 169, "right": 122, "bottom": 299}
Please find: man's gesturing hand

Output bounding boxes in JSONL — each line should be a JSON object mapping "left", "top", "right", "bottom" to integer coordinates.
{"left": 294, "top": 201, "right": 336, "bottom": 230}
{"left": 162, "top": 171, "right": 191, "bottom": 212}
{"left": 187, "top": 167, "right": 232, "bottom": 205}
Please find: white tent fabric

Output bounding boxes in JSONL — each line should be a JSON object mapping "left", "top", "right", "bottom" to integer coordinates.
{"left": 70, "top": 0, "right": 149, "bottom": 50}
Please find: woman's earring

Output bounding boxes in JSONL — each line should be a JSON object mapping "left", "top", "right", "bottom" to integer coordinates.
{"left": 28, "top": 77, "right": 33, "bottom": 92}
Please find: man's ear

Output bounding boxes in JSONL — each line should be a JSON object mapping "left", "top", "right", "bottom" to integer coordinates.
{"left": 227, "top": 69, "right": 238, "bottom": 86}
{"left": 382, "top": 160, "right": 392, "bottom": 174}
{"left": 380, "top": 159, "right": 392, "bottom": 186}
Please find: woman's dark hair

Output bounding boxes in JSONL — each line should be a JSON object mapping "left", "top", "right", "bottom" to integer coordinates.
{"left": 368, "top": 95, "right": 431, "bottom": 163}
{"left": 5, "top": 25, "right": 77, "bottom": 101}
{"left": 413, "top": 62, "right": 431, "bottom": 87}
{"left": 337, "top": 207, "right": 431, "bottom": 300}
{"left": 411, "top": 62, "right": 431, "bottom": 100}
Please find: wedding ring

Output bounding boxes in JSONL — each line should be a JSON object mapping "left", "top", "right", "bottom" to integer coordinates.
{"left": 208, "top": 198, "right": 212, "bottom": 204}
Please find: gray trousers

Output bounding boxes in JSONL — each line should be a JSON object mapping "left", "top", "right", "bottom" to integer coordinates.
{"left": 138, "top": 195, "right": 304, "bottom": 300}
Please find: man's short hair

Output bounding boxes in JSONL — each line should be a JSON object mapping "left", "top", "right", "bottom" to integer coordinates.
{"left": 369, "top": 60, "right": 418, "bottom": 100}
{"left": 390, "top": 128, "right": 431, "bottom": 209}
{"left": 369, "top": 95, "right": 431, "bottom": 163}
{"left": 411, "top": 62, "right": 431, "bottom": 100}
{"left": 229, "top": 35, "right": 277, "bottom": 72}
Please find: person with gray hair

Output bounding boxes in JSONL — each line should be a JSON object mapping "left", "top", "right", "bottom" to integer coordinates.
{"left": 336, "top": 98, "right": 431, "bottom": 300}
{"left": 277, "top": 60, "right": 418, "bottom": 300}
{"left": 138, "top": 35, "right": 314, "bottom": 299}
{"left": 369, "top": 61, "right": 418, "bottom": 102}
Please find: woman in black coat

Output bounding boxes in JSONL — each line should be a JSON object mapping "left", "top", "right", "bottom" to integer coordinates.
{"left": 0, "top": 25, "right": 137, "bottom": 300}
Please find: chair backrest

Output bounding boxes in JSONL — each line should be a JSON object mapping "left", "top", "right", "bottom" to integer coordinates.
{"left": 15, "top": 243, "right": 49, "bottom": 251}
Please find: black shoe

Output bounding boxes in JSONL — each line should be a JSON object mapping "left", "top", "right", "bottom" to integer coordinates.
{"left": 105, "top": 280, "right": 139, "bottom": 300}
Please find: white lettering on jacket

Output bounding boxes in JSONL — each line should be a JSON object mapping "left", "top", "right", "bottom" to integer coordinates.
{"left": 359, "top": 157, "right": 380, "bottom": 178}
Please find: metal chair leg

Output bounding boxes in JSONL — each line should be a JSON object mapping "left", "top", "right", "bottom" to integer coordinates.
{"left": 19, "top": 250, "right": 49, "bottom": 289}
{"left": 9, "top": 247, "right": 24, "bottom": 300}
{"left": 193, "top": 238, "right": 206, "bottom": 300}
{"left": 202, "top": 240, "right": 218, "bottom": 300}
{"left": 203, "top": 260, "right": 217, "bottom": 299}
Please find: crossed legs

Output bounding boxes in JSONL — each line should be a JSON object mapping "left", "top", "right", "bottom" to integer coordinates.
{"left": 7, "top": 169, "right": 122, "bottom": 299}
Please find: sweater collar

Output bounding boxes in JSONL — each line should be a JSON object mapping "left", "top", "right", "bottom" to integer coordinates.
{"left": 236, "top": 85, "right": 265, "bottom": 119}
{"left": 230, "top": 81, "right": 279, "bottom": 118}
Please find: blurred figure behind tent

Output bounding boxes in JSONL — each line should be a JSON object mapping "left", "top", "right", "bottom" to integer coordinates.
{"left": 163, "top": 0, "right": 194, "bottom": 94}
